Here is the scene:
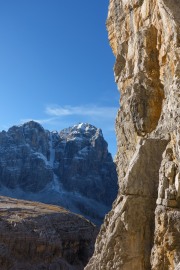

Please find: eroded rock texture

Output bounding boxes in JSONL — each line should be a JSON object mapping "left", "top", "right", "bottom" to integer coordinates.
{"left": 0, "top": 196, "right": 97, "bottom": 270}
{"left": 86, "top": 0, "right": 180, "bottom": 269}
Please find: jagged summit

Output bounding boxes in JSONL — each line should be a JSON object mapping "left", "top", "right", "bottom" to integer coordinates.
{"left": 8, "top": 120, "right": 44, "bottom": 133}
{"left": 0, "top": 121, "right": 118, "bottom": 224}
{"left": 60, "top": 123, "right": 103, "bottom": 141}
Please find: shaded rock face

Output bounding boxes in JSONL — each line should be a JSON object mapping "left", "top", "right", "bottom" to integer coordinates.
{"left": 0, "top": 121, "right": 118, "bottom": 224}
{"left": 58, "top": 123, "right": 117, "bottom": 206}
{"left": 0, "top": 196, "right": 97, "bottom": 270}
{"left": 86, "top": 0, "right": 180, "bottom": 269}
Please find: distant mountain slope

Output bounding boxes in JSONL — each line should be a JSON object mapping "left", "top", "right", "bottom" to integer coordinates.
{"left": 0, "top": 121, "right": 118, "bottom": 224}
{"left": 0, "top": 196, "right": 97, "bottom": 270}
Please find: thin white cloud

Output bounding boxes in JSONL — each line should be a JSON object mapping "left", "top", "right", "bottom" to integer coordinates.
{"left": 45, "top": 105, "right": 118, "bottom": 119}
{"left": 20, "top": 117, "right": 57, "bottom": 125}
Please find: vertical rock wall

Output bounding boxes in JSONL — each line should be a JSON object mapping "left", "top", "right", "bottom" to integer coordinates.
{"left": 86, "top": 0, "right": 180, "bottom": 269}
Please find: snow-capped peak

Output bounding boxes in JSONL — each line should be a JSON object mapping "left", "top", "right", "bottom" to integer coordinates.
{"left": 59, "top": 123, "right": 101, "bottom": 143}
{"left": 76, "top": 123, "right": 89, "bottom": 130}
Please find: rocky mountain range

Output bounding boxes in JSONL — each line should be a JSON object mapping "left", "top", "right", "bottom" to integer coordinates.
{"left": 86, "top": 0, "right": 180, "bottom": 269}
{"left": 0, "top": 121, "right": 118, "bottom": 224}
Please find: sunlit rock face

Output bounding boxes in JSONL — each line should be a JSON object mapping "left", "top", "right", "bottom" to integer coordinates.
{"left": 0, "top": 196, "right": 97, "bottom": 270}
{"left": 0, "top": 121, "right": 118, "bottom": 225}
{"left": 85, "top": 0, "right": 180, "bottom": 269}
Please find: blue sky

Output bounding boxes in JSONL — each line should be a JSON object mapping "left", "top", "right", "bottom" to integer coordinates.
{"left": 0, "top": 0, "right": 119, "bottom": 156}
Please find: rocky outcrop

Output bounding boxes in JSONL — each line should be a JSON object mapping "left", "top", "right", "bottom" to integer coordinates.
{"left": 86, "top": 0, "right": 180, "bottom": 269}
{"left": 0, "top": 196, "right": 97, "bottom": 270}
{"left": 0, "top": 121, "right": 118, "bottom": 224}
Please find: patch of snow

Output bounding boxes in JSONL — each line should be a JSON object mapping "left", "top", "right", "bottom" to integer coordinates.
{"left": 49, "top": 133, "right": 55, "bottom": 167}
{"left": 33, "top": 152, "right": 49, "bottom": 166}
{"left": 71, "top": 130, "right": 79, "bottom": 135}
{"left": 48, "top": 133, "right": 64, "bottom": 193}
{"left": 67, "top": 136, "right": 83, "bottom": 142}
{"left": 76, "top": 123, "right": 87, "bottom": 130}
{"left": 78, "top": 146, "right": 89, "bottom": 156}
{"left": 51, "top": 174, "right": 64, "bottom": 193}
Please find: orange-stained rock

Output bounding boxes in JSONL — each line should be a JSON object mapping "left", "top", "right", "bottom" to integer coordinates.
{"left": 85, "top": 0, "right": 180, "bottom": 269}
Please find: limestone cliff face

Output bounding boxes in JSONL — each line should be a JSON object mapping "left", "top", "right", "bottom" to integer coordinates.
{"left": 86, "top": 0, "right": 180, "bottom": 269}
